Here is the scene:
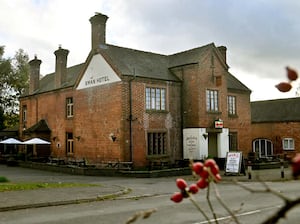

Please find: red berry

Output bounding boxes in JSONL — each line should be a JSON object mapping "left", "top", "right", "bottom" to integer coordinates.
{"left": 199, "top": 169, "right": 209, "bottom": 179}
{"left": 286, "top": 67, "right": 298, "bottom": 81}
{"left": 275, "top": 82, "right": 292, "bottom": 92}
{"left": 171, "top": 192, "right": 183, "bottom": 203}
{"left": 214, "top": 173, "right": 222, "bottom": 182}
{"left": 196, "top": 178, "right": 208, "bottom": 189}
{"left": 291, "top": 153, "right": 300, "bottom": 178}
{"left": 204, "top": 159, "right": 217, "bottom": 168}
{"left": 176, "top": 178, "right": 188, "bottom": 190}
{"left": 192, "top": 162, "right": 204, "bottom": 174}
{"left": 188, "top": 184, "right": 199, "bottom": 194}
{"left": 210, "top": 164, "right": 220, "bottom": 176}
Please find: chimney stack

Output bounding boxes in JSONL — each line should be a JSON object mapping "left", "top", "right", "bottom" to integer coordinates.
{"left": 90, "top": 13, "right": 108, "bottom": 50}
{"left": 54, "top": 46, "right": 69, "bottom": 88}
{"left": 217, "top": 46, "right": 227, "bottom": 64}
{"left": 29, "top": 55, "right": 42, "bottom": 94}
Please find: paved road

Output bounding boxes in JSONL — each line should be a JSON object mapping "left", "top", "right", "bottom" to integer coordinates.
{"left": 0, "top": 164, "right": 298, "bottom": 224}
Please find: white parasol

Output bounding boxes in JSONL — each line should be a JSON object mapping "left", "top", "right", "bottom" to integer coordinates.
{"left": 22, "top": 137, "right": 50, "bottom": 145}
{"left": 0, "top": 138, "right": 22, "bottom": 144}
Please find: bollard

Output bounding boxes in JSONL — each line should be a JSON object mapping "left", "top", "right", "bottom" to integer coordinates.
{"left": 280, "top": 159, "right": 284, "bottom": 179}
{"left": 247, "top": 162, "right": 252, "bottom": 180}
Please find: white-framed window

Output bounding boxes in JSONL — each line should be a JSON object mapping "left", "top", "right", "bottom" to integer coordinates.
{"left": 253, "top": 139, "right": 273, "bottom": 158}
{"left": 147, "top": 132, "right": 167, "bottom": 155}
{"left": 206, "top": 89, "right": 219, "bottom": 112}
{"left": 145, "top": 87, "right": 166, "bottom": 111}
{"left": 283, "top": 138, "right": 295, "bottom": 150}
{"left": 227, "top": 95, "right": 236, "bottom": 115}
{"left": 66, "top": 97, "right": 74, "bottom": 118}
{"left": 66, "top": 132, "right": 74, "bottom": 154}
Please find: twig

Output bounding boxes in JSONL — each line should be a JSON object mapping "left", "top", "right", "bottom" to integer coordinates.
{"left": 234, "top": 180, "right": 290, "bottom": 202}
{"left": 234, "top": 179, "right": 300, "bottom": 223}
{"left": 261, "top": 197, "right": 300, "bottom": 224}
{"left": 189, "top": 195, "right": 212, "bottom": 224}
{"left": 211, "top": 181, "right": 241, "bottom": 224}
{"left": 206, "top": 183, "right": 219, "bottom": 224}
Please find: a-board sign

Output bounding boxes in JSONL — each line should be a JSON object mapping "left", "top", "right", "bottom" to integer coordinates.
{"left": 225, "top": 152, "right": 243, "bottom": 175}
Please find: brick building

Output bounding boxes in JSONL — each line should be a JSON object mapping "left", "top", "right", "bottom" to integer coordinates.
{"left": 19, "top": 13, "right": 252, "bottom": 168}
{"left": 251, "top": 98, "right": 300, "bottom": 160}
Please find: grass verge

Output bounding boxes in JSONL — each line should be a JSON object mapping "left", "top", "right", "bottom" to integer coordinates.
{"left": 0, "top": 182, "right": 99, "bottom": 192}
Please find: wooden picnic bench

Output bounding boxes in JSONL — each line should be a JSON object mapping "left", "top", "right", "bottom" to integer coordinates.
{"left": 106, "top": 161, "right": 133, "bottom": 170}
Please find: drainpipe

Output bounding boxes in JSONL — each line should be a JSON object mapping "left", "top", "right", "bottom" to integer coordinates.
{"left": 128, "top": 71, "right": 136, "bottom": 162}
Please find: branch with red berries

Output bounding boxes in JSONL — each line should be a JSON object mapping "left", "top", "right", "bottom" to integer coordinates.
{"left": 171, "top": 159, "right": 240, "bottom": 224}
{"left": 170, "top": 155, "right": 300, "bottom": 224}
{"left": 235, "top": 154, "right": 300, "bottom": 224}
{"left": 275, "top": 67, "right": 298, "bottom": 92}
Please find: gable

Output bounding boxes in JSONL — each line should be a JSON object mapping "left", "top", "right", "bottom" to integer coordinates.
{"left": 76, "top": 54, "right": 121, "bottom": 90}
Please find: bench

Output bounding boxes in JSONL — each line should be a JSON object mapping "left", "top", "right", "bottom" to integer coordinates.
{"left": 66, "top": 158, "right": 86, "bottom": 167}
{"left": 48, "top": 157, "right": 65, "bottom": 165}
{"left": 106, "top": 161, "right": 133, "bottom": 170}
{"left": 147, "top": 156, "right": 170, "bottom": 170}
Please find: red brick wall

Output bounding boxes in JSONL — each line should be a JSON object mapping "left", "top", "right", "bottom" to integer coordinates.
{"left": 20, "top": 77, "right": 182, "bottom": 167}
{"left": 252, "top": 122, "right": 300, "bottom": 157}
{"left": 171, "top": 52, "right": 252, "bottom": 155}
{"left": 124, "top": 78, "right": 182, "bottom": 167}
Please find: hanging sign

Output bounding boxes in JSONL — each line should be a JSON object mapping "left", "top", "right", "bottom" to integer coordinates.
{"left": 214, "top": 119, "right": 223, "bottom": 129}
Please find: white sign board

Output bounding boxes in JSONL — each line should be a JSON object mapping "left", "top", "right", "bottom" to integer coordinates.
{"left": 183, "top": 128, "right": 208, "bottom": 160}
{"left": 225, "top": 152, "right": 242, "bottom": 174}
{"left": 77, "top": 54, "right": 121, "bottom": 90}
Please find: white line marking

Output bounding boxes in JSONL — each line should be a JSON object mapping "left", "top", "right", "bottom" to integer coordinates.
{"left": 193, "top": 205, "right": 282, "bottom": 224}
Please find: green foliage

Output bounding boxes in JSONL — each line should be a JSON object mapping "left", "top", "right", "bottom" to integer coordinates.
{"left": 3, "top": 112, "right": 19, "bottom": 129}
{"left": 0, "top": 46, "right": 29, "bottom": 128}
{"left": 0, "top": 176, "right": 9, "bottom": 183}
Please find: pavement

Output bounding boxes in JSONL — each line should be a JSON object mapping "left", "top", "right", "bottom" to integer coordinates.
{"left": 0, "top": 164, "right": 293, "bottom": 212}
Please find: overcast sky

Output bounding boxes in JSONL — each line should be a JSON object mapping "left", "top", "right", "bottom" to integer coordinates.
{"left": 1, "top": 0, "right": 300, "bottom": 101}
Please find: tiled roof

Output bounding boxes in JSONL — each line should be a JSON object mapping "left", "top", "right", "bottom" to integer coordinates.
{"left": 168, "top": 43, "right": 214, "bottom": 68}
{"left": 24, "top": 119, "right": 51, "bottom": 133}
{"left": 251, "top": 97, "right": 300, "bottom": 123}
{"left": 39, "top": 63, "right": 84, "bottom": 93}
{"left": 99, "top": 44, "right": 178, "bottom": 81}
{"left": 227, "top": 72, "right": 251, "bottom": 93}
{"left": 25, "top": 43, "right": 250, "bottom": 95}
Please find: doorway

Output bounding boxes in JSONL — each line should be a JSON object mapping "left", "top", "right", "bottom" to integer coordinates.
{"left": 208, "top": 133, "right": 218, "bottom": 157}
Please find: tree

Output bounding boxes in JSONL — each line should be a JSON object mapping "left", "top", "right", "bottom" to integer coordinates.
{"left": 0, "top": 107, "right": 4, "bottom": 130}
{"left": 0, "top": 46, "right": 29, "bottom": 128}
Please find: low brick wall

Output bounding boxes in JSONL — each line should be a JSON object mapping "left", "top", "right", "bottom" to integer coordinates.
{"left": 18, "top": 161, "right": 191, "bottom": 177}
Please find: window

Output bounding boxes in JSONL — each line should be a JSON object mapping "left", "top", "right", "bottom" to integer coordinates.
{"left": 66, "top": 132, "right": 74, "bottom": 154}
{"left": 229, "top": 132, "right": 238, "bottom": 151}
{"left": 283, "top": 138, "right": 294, "bottom": 150}
{"left": 253, "top": 139, "right": 273, "bottom": 158}
{"left": 22, "top": 105, "right": 27, "bottom": 122}
{"left": 206, "top": 89, "right": 219, "bottom": 112}
{"left": 147, "top": 132, "right": 167, "bottom": 155}
{"left": 66, "top": 97, "right": 74, "bottom": 118}
{"left": 145, "top": 87, "right": 166, "bottom": 111}
{"left": 227, "top": 95, "right": 236, "bottom": 115}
